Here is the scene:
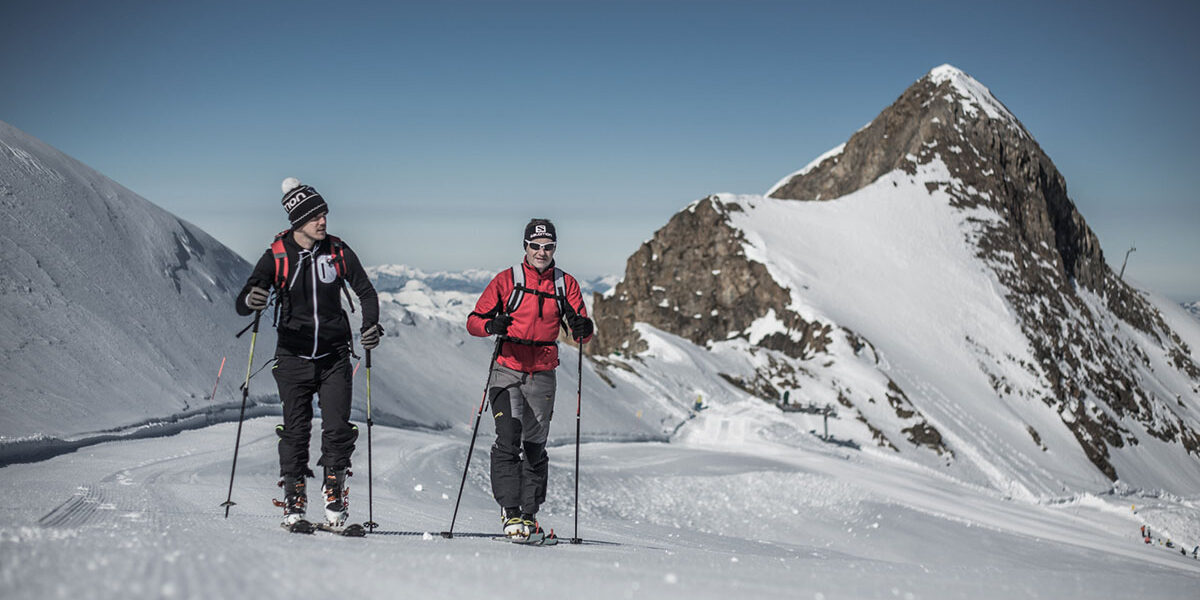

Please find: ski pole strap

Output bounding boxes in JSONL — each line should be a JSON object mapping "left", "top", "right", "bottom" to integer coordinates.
{"left": 235, "top": 318, "right": 255, "bottom": 338}
{"left": 239, "top": 357, "right": 278, "bottom": 390}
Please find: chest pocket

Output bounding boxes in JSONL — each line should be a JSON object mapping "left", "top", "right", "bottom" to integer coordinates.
{"left": 316, "top": 254, "right": 339, "bottom": 284}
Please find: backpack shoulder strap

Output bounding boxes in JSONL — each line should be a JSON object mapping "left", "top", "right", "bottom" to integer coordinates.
{"left": 553, "top": 267, "right": 570, "bottom": 318}
{"left": 323, "top": 234, "right": 356, "bottom": 313}
{"left": 327, "top": 234, "right": 347, "bottom": 278}
{"left": 504, "top": 264, "right": 526, "bottom": 314}
{"left": 270, "top": 230, "right": 290, "bottom": 290}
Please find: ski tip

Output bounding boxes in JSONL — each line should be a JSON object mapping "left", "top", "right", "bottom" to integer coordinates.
{"left": 440, "top": 531, "right": 454, "bottom": 539}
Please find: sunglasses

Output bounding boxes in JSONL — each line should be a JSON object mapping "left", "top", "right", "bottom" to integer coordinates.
{"left": 526, "top": 241, "right": 557, "bottom": 251}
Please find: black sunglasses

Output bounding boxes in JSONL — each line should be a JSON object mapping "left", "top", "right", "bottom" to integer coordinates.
{"left": 526, "top": 241, "right": 557, "bottom": 251}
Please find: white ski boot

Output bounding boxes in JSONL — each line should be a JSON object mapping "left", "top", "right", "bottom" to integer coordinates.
{"left": 322, "top": 467, "right": 349, "bottom": 526}
{"left": 502, "top": 508, "right": 528, "bottom": 538}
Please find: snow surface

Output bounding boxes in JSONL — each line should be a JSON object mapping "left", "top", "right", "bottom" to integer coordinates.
{"left": 2, "top": 416, "right": 1197, "bottom": 600}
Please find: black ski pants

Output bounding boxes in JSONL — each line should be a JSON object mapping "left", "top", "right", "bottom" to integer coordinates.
{"left": 488, "top": 364, "right": 556, "bottom": 515}
{"left": 273, "top": 352, "right": 357, "bottom": 477}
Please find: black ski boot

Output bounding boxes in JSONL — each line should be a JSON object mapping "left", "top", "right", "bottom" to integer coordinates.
{"left": 322, "top": 467, "right": 350, "bottom": 526}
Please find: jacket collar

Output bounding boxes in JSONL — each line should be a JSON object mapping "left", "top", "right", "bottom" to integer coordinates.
{"left": 522, "top": 258, "right": 556, "bottom": 280}
{"left": 284, "top": 231, "right": 326, "bottom": 254}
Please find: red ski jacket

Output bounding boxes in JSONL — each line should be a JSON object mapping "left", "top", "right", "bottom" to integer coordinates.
{"left": 467, "top": 260, "right": 593, "bottom": 373}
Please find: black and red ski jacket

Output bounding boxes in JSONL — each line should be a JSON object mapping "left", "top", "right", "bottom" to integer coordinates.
{"left": 236, "top": 232, "right": 378, "bottom": 359}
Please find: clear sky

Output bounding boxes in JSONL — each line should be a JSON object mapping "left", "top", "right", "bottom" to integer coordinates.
{"left": 2, "top": 0, "right": 1197, "bottom": 301}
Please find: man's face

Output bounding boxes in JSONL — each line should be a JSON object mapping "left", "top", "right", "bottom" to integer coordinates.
{"left": 524, "top": 237, "right": 555, "bottom": 272}
{"left": 298, "top": 213, "right": 327, "bottom": 241}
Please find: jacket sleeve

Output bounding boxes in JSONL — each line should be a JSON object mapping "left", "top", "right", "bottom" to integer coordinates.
{"left": 235, "top": 249, "right": 276, "bottom": 316}
{"left": 340, "top": 244, "right": 379, "bottom": 331}
{"left": 466, "top": 270, "right": 509, "bottom": 337}
{"left": 563, "top": 274, "right": 594, "bottom": 344}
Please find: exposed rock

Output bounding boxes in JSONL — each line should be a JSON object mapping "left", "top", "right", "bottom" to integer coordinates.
{"left": 592, "top": 197, "right": 831, "bottom": 360}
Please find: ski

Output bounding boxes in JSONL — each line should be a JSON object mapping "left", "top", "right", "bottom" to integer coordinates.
{"left": 492, "top": 530, "right": 559, "bottom": 546}
{"left": 315, "top": 522, "right": 367, "bottom": 537}
{"left": 281, "top": 519, "right": 315, "bottom": 534}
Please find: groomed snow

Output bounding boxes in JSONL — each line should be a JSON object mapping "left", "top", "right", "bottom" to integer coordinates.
{"left": 2, "top": 416, "right": 1196, "bottom": 600}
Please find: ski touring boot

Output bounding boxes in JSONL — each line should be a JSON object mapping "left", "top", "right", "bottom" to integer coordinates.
{"left": 502, "top": 507, "right": 528, "bottom": 539}
{"left": 520, "top": 513, "right": 557, "bottom": 545}
{"left": 274, "top": 474, "right": 314, "bottom": 533}
{"left": 322, "top": 467, "right": 350, "bottom": 526}
{"left": 315, "top": 467, "right": 365, "bottom": 537}
{"left": 496, "top": 509, "right": 557, "bottom": 546}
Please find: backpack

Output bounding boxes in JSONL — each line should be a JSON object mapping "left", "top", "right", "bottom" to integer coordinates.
{"left": 504, "top": 264, "right": 572, "bottom": 342}
{"left": 270, "top": 230, "right": 356, "bottom": 314}
{"left": 507, "top": 264, "right": 569, "bottom": 315}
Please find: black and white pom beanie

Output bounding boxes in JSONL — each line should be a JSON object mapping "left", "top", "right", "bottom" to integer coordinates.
{"left": 280, "top": 177, "right": 328, "bottom": 228}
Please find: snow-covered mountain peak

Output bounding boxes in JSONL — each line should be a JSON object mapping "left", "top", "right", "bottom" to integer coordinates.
{"left": 926, "top": 64, "right": 1019, "bottom": 125}
{"left": 594, "top": 68, "right": 1200, "bottom": 496}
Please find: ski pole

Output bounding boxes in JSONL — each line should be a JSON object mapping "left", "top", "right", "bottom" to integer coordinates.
{"left": 364, "top": 349, "right": 378, "bottom": 532}
{"left": 221, "top": 311, "right": 262, "bottom": 518}
{"left": 571, "top": 341, "right": 584, "bottom": 544}
{"left": 441, "top": 336, "right": 504, "bottom": 539}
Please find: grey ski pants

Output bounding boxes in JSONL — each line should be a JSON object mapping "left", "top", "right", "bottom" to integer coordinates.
{"left": 487, "top": 363, "right": 556, "bottom": 515}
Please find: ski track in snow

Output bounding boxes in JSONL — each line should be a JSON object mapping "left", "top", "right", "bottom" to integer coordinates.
{"left": 2, "top": 418, "right": 1198, "bottom": 600}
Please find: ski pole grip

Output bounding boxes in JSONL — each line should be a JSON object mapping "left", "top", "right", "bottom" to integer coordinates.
{"left": 365, "top": 349, "right": 372, "bottom": 369}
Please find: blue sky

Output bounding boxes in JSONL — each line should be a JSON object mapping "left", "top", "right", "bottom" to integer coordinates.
{"left": 2, "top": 0, "right": 1197, "bottom": 301}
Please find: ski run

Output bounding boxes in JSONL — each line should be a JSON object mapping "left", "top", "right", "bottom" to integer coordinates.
{"left": 3, "top": 413, "right": 1199, "bottom": 600}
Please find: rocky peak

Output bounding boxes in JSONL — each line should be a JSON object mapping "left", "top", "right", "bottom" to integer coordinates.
{"left": 594, "top": 66, "right": 1200, "bottom": 482}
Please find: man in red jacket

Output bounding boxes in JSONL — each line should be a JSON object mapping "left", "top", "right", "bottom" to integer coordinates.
{"left": 467, "top": 218, "right": 594, "bottom": 538}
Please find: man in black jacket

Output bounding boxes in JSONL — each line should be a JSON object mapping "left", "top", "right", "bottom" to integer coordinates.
{"left": 236, "top": 177, "right": 381, "bottom": 529}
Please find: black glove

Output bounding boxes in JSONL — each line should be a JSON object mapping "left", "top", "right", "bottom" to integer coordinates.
{"left": 244, "top": 286, "right": 270, "bottom": 311}
{"left": 484, "top": 314, "right": 513, "bottom": 336}
{"left": 361, "top": 323, "right": 384, "bottom": 350}
{"left": 566, "top": 313, "right": 593, "bottom": 341}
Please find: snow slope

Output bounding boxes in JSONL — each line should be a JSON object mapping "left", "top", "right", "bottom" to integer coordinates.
{"left": 727, "top": 160, "right": 1200, "bottom": 496}
{"left": 0, "top": 120, "right": 259, "bottom": 443}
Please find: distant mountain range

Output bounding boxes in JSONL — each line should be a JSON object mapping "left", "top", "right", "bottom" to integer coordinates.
{"left": 1185, "top": 301, "right": 1200, "bottom": 321}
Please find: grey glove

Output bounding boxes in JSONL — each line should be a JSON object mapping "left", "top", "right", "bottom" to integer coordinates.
{"left": 244, "top": 286, "right": 269, "bottom": 311}
{"left": 361, "top": 323, "right": 384, "bottom": 350}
